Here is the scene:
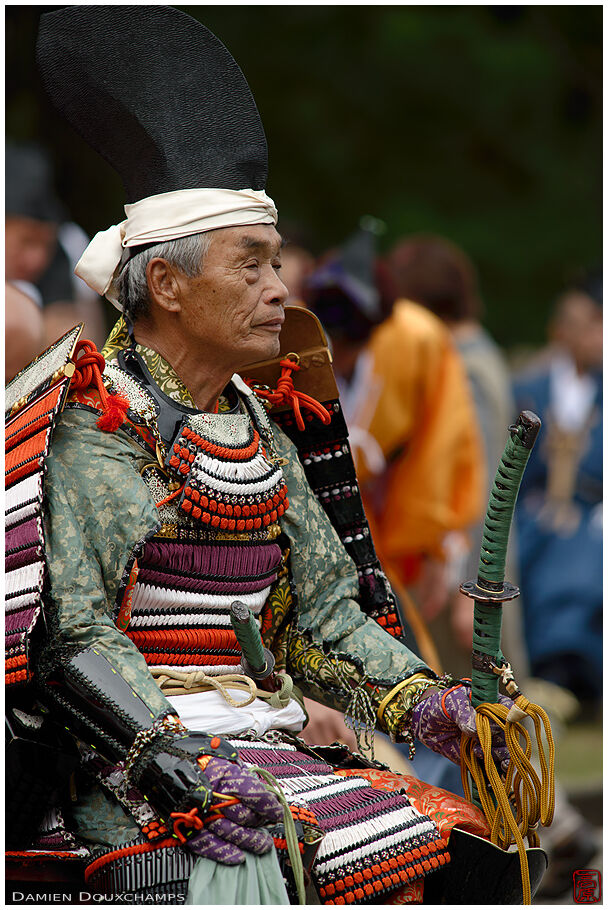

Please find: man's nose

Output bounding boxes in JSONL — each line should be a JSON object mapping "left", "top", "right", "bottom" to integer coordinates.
{"left": 266, "top": 269, "right": 289, "bottom": 305}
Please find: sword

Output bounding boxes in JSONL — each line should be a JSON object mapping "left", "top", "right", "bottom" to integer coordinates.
{"left": 457, "top": 410, "right": 555, "bottom": 905}
{"left": 460, "top": 410, "right": 541, "bottom": 708}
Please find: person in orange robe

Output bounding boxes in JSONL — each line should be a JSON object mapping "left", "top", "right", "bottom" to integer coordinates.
{"left": 307, "top": 229, "right": 485, "bottom": 623}
{"left": 351, "top": 298, "right": 485, "bottom": 610}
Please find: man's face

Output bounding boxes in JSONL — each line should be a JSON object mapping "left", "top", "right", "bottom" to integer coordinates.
{"left": 5, "top": 216, "right": 58, "bottom": 283}
{"left": 174, "top": 224, "right": 288, "bottom": 370}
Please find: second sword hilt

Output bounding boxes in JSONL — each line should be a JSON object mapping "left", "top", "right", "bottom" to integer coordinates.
{"left": 230, "top": 600, "right": 276, "bottom": 681}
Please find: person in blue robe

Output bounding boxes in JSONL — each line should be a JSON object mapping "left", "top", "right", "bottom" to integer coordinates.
{"left": 514, "top": 272, "right": 602, "bottom": 709}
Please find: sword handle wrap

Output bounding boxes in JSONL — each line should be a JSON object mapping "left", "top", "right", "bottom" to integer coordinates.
{"left": 230, "top": 601, "right": 273, "bottom": 679}
{"left": 470, "top": 411, "right": 541, "bottom": 708}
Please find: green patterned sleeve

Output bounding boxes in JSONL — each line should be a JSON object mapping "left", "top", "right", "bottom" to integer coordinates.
{"left": 41, "top": 406, "right": 174, "bottom": 717}
{"left": 275, "top": 426, "right": 429, "bottom": 686}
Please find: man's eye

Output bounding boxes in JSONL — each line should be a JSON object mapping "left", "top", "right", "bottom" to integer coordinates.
{"left": 245, "top": 261, "right": 259, "bottom": 270}
{"left": 273, "top": 262, "right": 282, "bottom": 271}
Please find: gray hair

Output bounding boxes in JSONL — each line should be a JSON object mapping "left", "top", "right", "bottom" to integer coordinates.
{"left": 117, "top": 232, "right": 212, "bottom": 322}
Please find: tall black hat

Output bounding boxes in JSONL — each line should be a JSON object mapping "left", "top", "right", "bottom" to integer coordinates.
{"left": 36, "top": 5, "right": 268, "bottom": 202}
{"left": 35, "top": 6, "right": 277, "bottom": 305}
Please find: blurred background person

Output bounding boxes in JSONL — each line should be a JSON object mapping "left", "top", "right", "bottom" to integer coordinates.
{"left": 307, "top": 224, "right": 485, "bottom": 651}
{"left": 387, "top": 233, "right": 526, "bottom": 679}
{"left": 382, "top": 238, "right": 603, "bottom": 870}
{"left": 387, "top": 234, "right": 514, "bottom": 487}
{"left": 5, "top": 281, "right": 44, "bottom": 383}
{"left": 308, "top": 226, "right": 485, "bottom": 626}
{"left": 299, "top": 225, "right": 443, "bottom": 765}
{"left": 513, "top": 271, "right": 602, "bottom": 715}
{"left": 5, "top": 141, "right": 106, "bottom": 353}
{"left": 278, "top": 220, "right": 316, "bottom": 306}
{"left": 508, "top": 271, "right": 603, "bottom": 897}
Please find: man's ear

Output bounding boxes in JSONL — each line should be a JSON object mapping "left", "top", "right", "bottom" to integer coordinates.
{"left": 146, "top": 258, "right": 181, "bottom": 313}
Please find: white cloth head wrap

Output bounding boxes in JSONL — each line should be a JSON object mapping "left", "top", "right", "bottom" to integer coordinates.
{"left": 75, "top": 187, "right": 278, "bottom": 309}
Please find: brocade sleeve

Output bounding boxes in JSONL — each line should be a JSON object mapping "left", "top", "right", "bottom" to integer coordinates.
{"left": 40, "top": 406, "right": 174, "bottom": 718}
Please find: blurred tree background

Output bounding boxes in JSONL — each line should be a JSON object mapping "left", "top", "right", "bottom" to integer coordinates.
{"left": 6, "top": 5, "right": 602, "bottom": 349}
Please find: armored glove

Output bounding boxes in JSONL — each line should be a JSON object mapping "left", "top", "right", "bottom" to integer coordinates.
{"left": 411, "top": 682, "right": 511, "bottom": 770}
{"left": 184, "top": 757, "right": 284, "bottom": 865}
{"left": 130, "top": 731, "right": 283, "bottom": 866}
{"left": 127, "top": 730, "right": 237, "bottom": 822}
{"left": 38, "top": 646, "right": 283, "bottom": 864}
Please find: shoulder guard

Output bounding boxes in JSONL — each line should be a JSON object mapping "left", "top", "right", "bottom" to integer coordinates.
{"left": 239, "top": 307, "right": 410, "bottom": 645}
{"left": 5, "top": 325, "right": 83, "bottom": 687}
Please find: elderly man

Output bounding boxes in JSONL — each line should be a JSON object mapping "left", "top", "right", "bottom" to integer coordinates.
{"left": 6, "top": 6, "right": 519, "bottom": 904}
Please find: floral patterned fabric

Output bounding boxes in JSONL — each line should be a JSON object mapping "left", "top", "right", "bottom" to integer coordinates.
{"left": 103, "top": 317, "right": 196, "bottom": 408}
{"left": 103, "top": 316, "right": 233, "bottom": 411}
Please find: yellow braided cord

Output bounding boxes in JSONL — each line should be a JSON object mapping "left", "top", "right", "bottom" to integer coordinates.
{"left": 459, "top": 695, "right": 555, "bottom": 905}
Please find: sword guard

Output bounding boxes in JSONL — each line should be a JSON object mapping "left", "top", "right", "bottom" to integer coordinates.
{"left": 460, "top": 578, "right": 519, "bottom": 604}
{"left": 240, "top": 648, "right": 276, "bottom": 682}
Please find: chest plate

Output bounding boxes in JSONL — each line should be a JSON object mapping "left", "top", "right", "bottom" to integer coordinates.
{"left": 104, "top": 358, "right": 287, "bottom": 673}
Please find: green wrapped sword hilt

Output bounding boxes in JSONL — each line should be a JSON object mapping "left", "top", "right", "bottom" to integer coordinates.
{"left": 460, "top": 410, "right": 541, "bottom": 709}
{"left": 230, "top": 600, "right": 276, "bottom": 681}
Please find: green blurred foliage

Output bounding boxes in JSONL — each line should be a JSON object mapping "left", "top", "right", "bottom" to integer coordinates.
{"left": 6, "top": 5, "right": 601, "bottom": 347}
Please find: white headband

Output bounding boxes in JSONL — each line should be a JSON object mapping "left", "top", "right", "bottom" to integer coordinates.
{"left": 75, "top": 187, "right": 278, "bottom": 309}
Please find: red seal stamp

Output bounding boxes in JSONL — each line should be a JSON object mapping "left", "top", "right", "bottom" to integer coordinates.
{"left": 573, "top": 869, "right": 601, "bottom": 903}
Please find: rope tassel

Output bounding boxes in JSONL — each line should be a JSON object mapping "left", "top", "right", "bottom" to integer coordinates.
{"left": 70, "top": 339, "right": 130, "bottom": 432}
{"left": 246, "top": 356, "right": 332, "bottom": 431}
{"left": 460, "top": 691, "right": 555, "bottom": 904}
{"left": 248, "top": 765, "right": 306, "bottom": 905}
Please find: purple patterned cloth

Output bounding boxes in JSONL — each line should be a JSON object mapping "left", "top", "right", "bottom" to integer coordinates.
{"left": 411, "top": 684, "right": 511, "bottom": 769}
{"left": 141, "top": 540, "right": 282, "bottom": 579}
{"left": 187, "top": 818, "right": 274, "bottom": 865}
{"left": 185, "top": 757, "right": 283, "bottom": 865}
{"left": 137, "top": 567, "right": 276, "bottom": 594}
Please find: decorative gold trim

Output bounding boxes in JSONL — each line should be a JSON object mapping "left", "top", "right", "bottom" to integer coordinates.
{"left": 6, "top": 323, "right": 83, "bottom": 415}
{"left": 377, "top": 672, "right": 433, "bottom": 724}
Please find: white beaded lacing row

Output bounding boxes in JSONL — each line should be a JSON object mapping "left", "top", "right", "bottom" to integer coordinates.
{"left": 131, "top": 583, "right": 272, "bottom": 613}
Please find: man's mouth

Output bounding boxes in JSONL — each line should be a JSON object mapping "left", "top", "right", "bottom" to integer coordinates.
{"left": 257, "top": 317, "right": 285, "bottom": 331}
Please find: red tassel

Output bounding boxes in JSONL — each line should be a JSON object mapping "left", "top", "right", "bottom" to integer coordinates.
{"left": 245, "top": 358, "right": 332, "bottom": 431}
{"left": 96, "top": 392, "right": 130, "bottom": 432}
{"left": 71, "top": 339, "right": 130, "bottom": 433}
